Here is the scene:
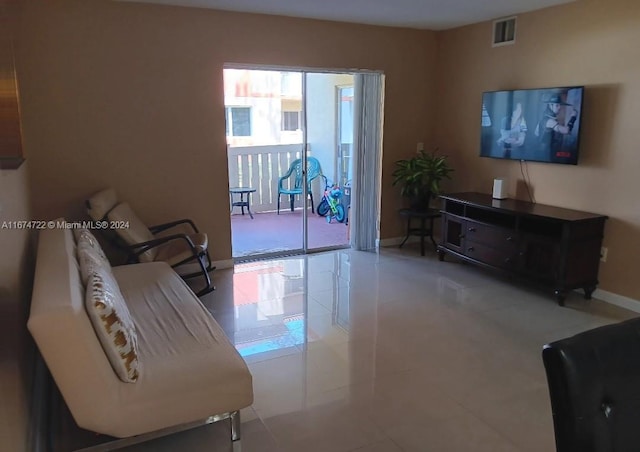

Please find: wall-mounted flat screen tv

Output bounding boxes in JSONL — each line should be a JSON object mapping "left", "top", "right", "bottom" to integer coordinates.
{"left": 480, "top": 86, "right": 584, "bottom": 165}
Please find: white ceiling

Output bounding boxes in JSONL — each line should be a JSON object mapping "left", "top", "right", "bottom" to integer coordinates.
{"left": 119, "top": 0, "right": 576, "bottom": 30}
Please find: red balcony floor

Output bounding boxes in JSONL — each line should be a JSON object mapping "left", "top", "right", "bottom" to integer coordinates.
{"left": 231, "top": 210, "right": 349, "bottom": 257}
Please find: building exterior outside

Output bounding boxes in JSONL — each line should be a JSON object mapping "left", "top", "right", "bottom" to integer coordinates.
{"left": 224, "top": 69, "right": 303, "bottom": 147}
{"left": 224, "top": 69, "right": 354, "bottom": 213}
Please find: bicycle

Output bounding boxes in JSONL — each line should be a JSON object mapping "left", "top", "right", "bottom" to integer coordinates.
{"left": 316, "top": 175, "right": 346, "bottom": 223}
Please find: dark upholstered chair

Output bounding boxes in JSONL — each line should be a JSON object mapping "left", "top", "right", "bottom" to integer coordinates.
{"left": 277, "top": 157, "right": 322, "bottom": 214}
{"left": 542, "top": 317, "right": 640, "bottom": 452}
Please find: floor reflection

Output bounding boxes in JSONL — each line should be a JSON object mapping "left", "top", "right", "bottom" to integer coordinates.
{"left": 231, "top": 253, "right": 352, "bottom": 360}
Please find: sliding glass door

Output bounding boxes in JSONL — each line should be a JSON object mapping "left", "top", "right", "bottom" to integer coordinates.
{"left": 225, "top": 66, "right": 383, "bottom": 259}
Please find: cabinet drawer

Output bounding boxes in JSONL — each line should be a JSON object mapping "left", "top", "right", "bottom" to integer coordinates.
{"left": 465, "top": 221, "right": 518, "bottom": 252}
{"left": 464, "top": 240, "right": 516, "bottom": 269}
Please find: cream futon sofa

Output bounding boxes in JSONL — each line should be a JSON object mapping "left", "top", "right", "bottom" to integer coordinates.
{"left": 28, "top": 226, "right": 253, "bottom": 449}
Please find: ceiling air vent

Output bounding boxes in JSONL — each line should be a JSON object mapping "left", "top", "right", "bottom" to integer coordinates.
{"left": 492, "top": 16, "right": 516, "bottom": 47}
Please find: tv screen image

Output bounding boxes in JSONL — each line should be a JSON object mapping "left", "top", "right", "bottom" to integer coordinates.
{"left": 480, "top": 86, "right": 584, "bottom": 164}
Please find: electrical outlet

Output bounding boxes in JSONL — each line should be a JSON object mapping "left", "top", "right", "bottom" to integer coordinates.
{"left": 417, "top": 142, "right": 424, "bottom": 152}
{"left": 600, "top": 247, "right": 608, "bottom": 263}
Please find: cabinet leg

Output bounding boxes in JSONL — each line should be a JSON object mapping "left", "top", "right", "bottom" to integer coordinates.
{"left": 584, "top": 286, "right": 596, "bottom": 300}
{"left": 554, "top": 290, "right": 566, "bottom": 306}
{"left": 437, "top": 248, "right": 446, "bottom": 262}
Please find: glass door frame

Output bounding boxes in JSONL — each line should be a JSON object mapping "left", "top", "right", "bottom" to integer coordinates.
{"left": 336, "top": 84, "right": 354, "bottom": 188}
{"left": 301, "top": 73, "right": 309, "bottom": 253}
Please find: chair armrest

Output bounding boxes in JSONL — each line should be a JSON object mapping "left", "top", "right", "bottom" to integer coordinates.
{"left": 127, "top": 234, "right": 197, "bottom": 260}
{"left": 148, "top": 219, "right": 199, "bottom": 234}
{"left": 278, "top": 165, "right": 297, "bottom": 191}
{"left": 277, "top": 174, "right": 288, "bottom": 191}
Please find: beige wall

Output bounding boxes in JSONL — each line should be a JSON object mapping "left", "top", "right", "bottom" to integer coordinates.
{"left": 15, "top": 0, "right": 437, "bottom": 259}
{"left": 0, "top": 164, "right": 33, "bottom": 451}
{"left": 434, "top": 0, "right": 640, "bottom": 300}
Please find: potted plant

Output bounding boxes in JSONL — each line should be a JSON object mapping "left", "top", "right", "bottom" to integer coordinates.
{"left": 392, "top": 149, "right": 453, "bottom": 210}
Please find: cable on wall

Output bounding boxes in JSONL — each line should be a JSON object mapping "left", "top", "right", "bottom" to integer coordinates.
{"left": 520, "top": 159, "right": 536, "bottom": 204}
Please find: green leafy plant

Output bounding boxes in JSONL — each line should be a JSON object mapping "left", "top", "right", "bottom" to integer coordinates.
{"left": 392, "top": 149, "right": 453, "bottom": 209}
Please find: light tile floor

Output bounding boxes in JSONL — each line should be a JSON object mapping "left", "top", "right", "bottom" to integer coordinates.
{"left": 123, "top": 246, "right": 637, "bottom": 452}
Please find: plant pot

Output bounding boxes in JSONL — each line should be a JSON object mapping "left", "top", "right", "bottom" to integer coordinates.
{"left": 409, "top": 192, "right": 432, "bottom": 211}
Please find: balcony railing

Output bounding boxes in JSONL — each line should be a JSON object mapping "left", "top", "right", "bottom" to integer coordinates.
{"left": 228, "top": 144, "right": 311, "bottom": 213}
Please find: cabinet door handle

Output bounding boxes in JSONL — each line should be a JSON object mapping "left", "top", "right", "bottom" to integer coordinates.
{"left": 468, "top": 227, "right": 476, "bottom": 232}
{"left": 467, "top": 247, "right": 474, "bottom": 252}
{"left": 506, "top": 236, "right": 513, "bottom": 241}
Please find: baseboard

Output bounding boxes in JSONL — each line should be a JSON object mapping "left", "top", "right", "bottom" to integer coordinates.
{"left": 591, "top": 288, "right": 640, "bottom": 313}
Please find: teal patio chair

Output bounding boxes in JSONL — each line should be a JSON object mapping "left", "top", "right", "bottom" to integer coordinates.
{"left": 277, "top": 157, "right": 322, "bottom": 214}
